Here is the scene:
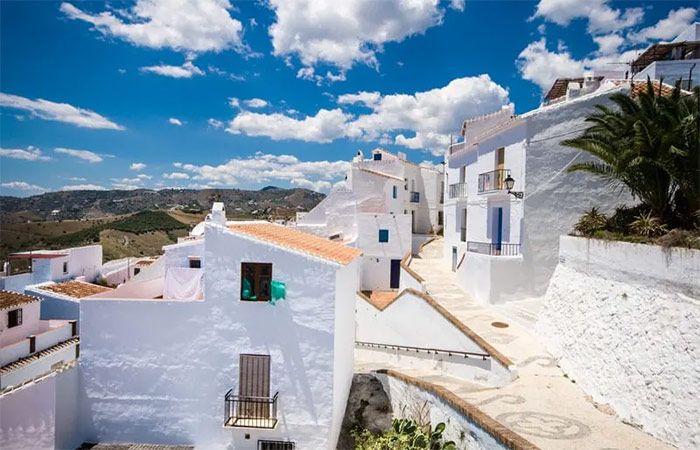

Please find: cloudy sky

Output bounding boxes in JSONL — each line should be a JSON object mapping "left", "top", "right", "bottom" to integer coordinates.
{"left": 1, "top": 0, "right": 697, "bottom": 196}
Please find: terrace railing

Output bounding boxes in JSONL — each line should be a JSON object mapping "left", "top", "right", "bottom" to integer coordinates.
{"left": 448, "top": 182, "right": 467, "bottom": 199}
{"left": 478, "top": 169, "right": 510, "bottom": 194}
{"left": 467, "top": 241, "right": 520, "bottom": 256}
{"left": 224, "top": 390, "right": 278, "bottom": 429}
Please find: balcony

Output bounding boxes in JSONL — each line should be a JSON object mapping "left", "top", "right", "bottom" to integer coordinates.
{"left": 478, "top": 169, "right": 510, "bottom": 195}
{"left": 409, "top": 191, "right": 420, "bottom": 203}
{"left": 224, "top": 390, "right": 278, "bottom": 429}
{"left": 449, "top": 141, "right": 467, "bottom": 155}
{"left": 448, "top": 182, "right": 467, "bottom": 199}
{"left": 467, "top": 241, "right": 520, "bottom": 256}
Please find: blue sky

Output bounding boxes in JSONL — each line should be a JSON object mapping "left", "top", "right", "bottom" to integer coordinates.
{"left": 1, "top": 0, "right": 697, "bottom": 196}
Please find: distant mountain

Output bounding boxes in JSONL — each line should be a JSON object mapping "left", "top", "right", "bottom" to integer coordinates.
{"left": 0, "top": 188, "right": 325, "bottom": 222}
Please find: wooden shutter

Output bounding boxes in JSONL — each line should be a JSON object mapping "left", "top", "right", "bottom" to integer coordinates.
{"left": 239, "top": 354, "right": 270, "bottom": 398}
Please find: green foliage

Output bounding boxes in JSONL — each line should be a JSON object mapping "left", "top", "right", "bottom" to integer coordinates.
{"left": 352, "top": 419, "right": 456, "bottom": 450}
{"left": 46, "top": 211, "right": 187, "bottom": 247}
{"left": 630, "top": 211, "right": 668, "bottom": 237}
{"left": 606, "top": 204, "right": 649, "bottom": 234}
{"left": 562, "top": 79, "right": 699, "bottom": 228}
{"left": 574, "top": 207, "right": 608, "bottom": 236}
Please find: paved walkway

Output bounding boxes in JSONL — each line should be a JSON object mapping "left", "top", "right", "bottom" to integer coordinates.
{"left": 387, "top": 238, "right": 672, "bottom": 450}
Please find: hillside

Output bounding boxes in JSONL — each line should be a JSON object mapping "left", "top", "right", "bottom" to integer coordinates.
{"left": 0, "top": 187, "right": 325, "bottom": 222}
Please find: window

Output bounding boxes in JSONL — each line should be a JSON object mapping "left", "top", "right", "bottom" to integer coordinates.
{"left": 62, "top": 262, "right": 68, "bottom": 274}
{"left": 392, "top": 185, "right": 397, "bottom": 198}
{"left": 241, "top": 263, "right": 272, "bottom": 301}
{"left": 259, "top": 441, "right": 295, "bottom": 450}
{"left": 373, "top": 153, "right": 382, "bottom": 161}
{"left": 189, "top": 258, "right": 201, "bottom": 269}
{"left": 378, "top": 229, "right": 389, "bottom": 243}
{"left": 134, "top": 268, "right": 141, "bottom": 275}
{"left": 7, "top": 308, "right": 22, "bottom": 328}
{"left": 438, "top": 211, "right": 444, "bottom": 226}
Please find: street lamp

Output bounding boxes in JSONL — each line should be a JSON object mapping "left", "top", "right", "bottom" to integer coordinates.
{"left": 504, "top": 175, "right": 523, "bottom": 199}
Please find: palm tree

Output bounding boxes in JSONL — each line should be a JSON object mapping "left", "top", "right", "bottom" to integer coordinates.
{"left": 562, "top": 78, "right": 699, "bottom": 228}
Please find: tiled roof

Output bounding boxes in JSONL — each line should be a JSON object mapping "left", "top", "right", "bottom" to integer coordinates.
{"left": 626, "top": 80, "right": 680, "bottom": 98}
{"left": 359, "top": 291, "right": 399, "bottom": 310}
{"left": 358, "top": 167, "right": 404, "bottom": 181}
{"left": 135, "top": 259, "right": 155, "bottom": 266}
{"left": 0, "top": 290, "right": 40, "bottom": 310}
{"left": 36, "top": 281, "right": 112, "bottom": 299}
{"left": 228, "top": 223, "right": 362, "bottom": 265}
{"left": 0, "top": 336, "right": 78, "bottom": 375}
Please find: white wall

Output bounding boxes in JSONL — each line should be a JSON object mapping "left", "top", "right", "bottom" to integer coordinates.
{"left": 356, "top": 291, "right": 512, "bottom": 386}
{"left": 356, "top": 214, "right": 412, "bottom": 258}
{"left": 0, "top": 301, "right": 41, "bottom": 346}
{"left": 458, "top": 253, "right": 523, "bottom": 305}
{"left": 537, "top": 237, "right": 700, "bottom": 449}
{"left": 79, "top": 225, "right": 354, "bottom": 449}
{"left": 374, "top": 372, "right": 510, "bottom": 450}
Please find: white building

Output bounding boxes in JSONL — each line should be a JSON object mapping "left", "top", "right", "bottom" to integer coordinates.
{"left": 297, "top": 148, "right": 443, "bottom": 291}
{"left": 441, "top": 78, "right": 673, "bottom": 306}
{"left": 77, "top": 216, "right": 361, "bottom": 449}
{"left": 0, "top": 245, "right": 102, "bottom": 293}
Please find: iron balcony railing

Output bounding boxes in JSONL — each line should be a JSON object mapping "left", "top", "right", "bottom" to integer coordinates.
{"left": 410, "top": 191, "right": 420, "bottom": 203}
{"left": 448, "top": 182, "right": 467, "bottom": 199}
{"left": 460, "top": 227, "right": 467, "bottom": 242}
{"left": 224, "top": 390, "right": 279, "bottom": 429}
{"left": 355, "top": 340, "right": 490, "bottom": 360}
{"left": 467, "top": 241, "right": 520, "bottom": 256}
{"left": 478, "top": 169, "right": 510, "bottom": 194}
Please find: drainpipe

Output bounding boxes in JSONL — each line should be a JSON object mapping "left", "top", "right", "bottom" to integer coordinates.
{"left": 688, "top": 63, "right": 696, "bottom": 90}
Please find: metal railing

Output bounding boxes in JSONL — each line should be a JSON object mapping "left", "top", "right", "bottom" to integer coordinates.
{"left": 478, "top": 169, "right": 510, "bottom": 194}
{"left": 355, "top": 341, "right": 489, "bottom": 360}
{"left": 467, "top": 241, "right": 520, "bottom": 256}
{"left": 224, "top": 390, "right": 278, "bottom": 429}
{"left": 410, "top": 191, "right": 420, "bottom": 203}
{"left": 448, "top": 182, "right": 467, "bottom": 199}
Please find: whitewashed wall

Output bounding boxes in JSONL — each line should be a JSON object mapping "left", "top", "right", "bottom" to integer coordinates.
{"left": 356, "top": 213, "right": 411, "bottom": 291}
{"left": 374, "top": 372, "right": 510, "bottom": 450}
{"left": 0, "top": 301, "right": 41, "bottom": 346}
{"left": 537, "top": 236, "right": 700, "bottom": 449}
{"left": 79, "top": 225, "right": 355, "bottom": 449}
{"left": 356, "top": 291, "right": 512, "bottom": 386}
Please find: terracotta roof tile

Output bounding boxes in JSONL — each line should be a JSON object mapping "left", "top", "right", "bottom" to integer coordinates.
{"left": 0, "top": 290, "right": 40, "bottom": 310}
{"left": 359, "top": 291, "right": 399, "bottom": 310}
{"left": 36, "top": 281, "right": 112, "bottom": 299}
{"left": 228, "top": 223, "right": 362, "bottom": 265}
{"left": 0, "top": 336, "right": 79, "bottom": 376}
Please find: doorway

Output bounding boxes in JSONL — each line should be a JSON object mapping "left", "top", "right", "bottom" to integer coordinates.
{"left": 451, "top": 246, "right": 458, "bottom": 271}
{"left": 390, "top": 259, "right": 401, "bottom": 289}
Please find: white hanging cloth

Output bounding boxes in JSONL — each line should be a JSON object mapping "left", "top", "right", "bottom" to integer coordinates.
{"left": 163, "top": 267, "right": 203, "bottom": 300}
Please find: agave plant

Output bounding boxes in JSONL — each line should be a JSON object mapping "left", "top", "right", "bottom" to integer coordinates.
{"left": 630, "top": 211, "right": 668, "bottom": 237}
{"left": 574, "top": 207, "right": 607, "bottom": 236}
{"left": 353, "top": 419, "right": 456, "bottom": 450}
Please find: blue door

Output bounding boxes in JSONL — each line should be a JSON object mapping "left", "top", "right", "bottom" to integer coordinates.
{"left": 390, "top": 259, "right": 401, "bottom": 289}
{"left": 496, "top": 207, "right": 503, "bottom": 251}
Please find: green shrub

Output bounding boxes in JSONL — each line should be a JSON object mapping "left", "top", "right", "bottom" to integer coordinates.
{"left": 574, "top": 207, "right": 607, "bottom": 236}
{"left": 606, "top": 205, "right": 649, "bottom": 234}
{"left": 630, "top": 211, "right": 667, "bottom": 237}
{"left": 352, "top": 419, "right": 455, "bottom": 450}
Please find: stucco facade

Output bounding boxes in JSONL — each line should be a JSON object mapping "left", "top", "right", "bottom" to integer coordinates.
{"left": 78, "top": 223, "right": 359, "bottom": 449}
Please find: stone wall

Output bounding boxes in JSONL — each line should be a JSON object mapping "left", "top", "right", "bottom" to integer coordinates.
{"left": 537, "top": 236, "right": 700, "bottom": 449}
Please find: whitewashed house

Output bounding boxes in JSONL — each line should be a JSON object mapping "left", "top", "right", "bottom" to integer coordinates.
{"left": 0, "top": 245, "right": 102, "bottom": 293}
{"left": 297, "top": 148, "right": 442, "bottom": 291}
{"left": 77, "top": 214, "right": 361, "bottom": 449}
{"left": 441, "top": 78, "right": 680, "bottom": 306}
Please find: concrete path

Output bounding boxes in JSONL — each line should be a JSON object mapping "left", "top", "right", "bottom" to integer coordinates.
{"left": 397, "top": 238, "right": 672, "bottom": 450}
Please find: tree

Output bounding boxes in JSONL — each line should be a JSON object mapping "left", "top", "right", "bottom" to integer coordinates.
{"left": 562, "top": 78, "right": 699, "bottom": 228}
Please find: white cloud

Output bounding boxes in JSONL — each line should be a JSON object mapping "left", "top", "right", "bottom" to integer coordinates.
{"left": 449, "top": 0, "right": 465, "bottom": 12}
{"left": 55, "top": 147, "right": 104, "bottom": 163}
{"left": 592, "top": 33, "right": 624, "bottom": 56}
{"left": 141, "top": 61, "right": 205, "bottom": 78}
{"left": 68, "top": 177, "right": 86, "bottom": 181}
{"left": 296, "top": 67, "right": 347, "bottom": 85}
{"left": 1, "top": 181, "right": 47, "bottom": 193}
{"left": 516, "top": 38, "right": 586, "bottom": 91}
{"left": 244, "top": 98, "right": 268, "bottom": 108}
{"left": 0, "top": 93, "right": 124, "bottom": 130}
{"left": 208, "top": 118, "right": 224, "bottom": 129}
{"left": 61, "top": 184, "right": 106, "bottom": 191}
{"left": 267, "top": 0, "right": 444, "bottom": 70}
{"left": 229, "top": 97, "right": 240, "bottom": 108}
{"left": 137, "top": 174, "right": 152, "bottom": 180}
{"left": 228, "top": 75, "right": 509, "bottom": 154}
{"left": 163, "top": 172, "right": 191, "bottom": 180}
{"left": 628, "top": 7, "right": 698, "bottom": 43}
{"left": 175, "top": 152, "right": 349, "bottom": 192}
{"left": 169, "top": 117, "right": 183, "bottom": 126}
{"left": 60, "top": 0, "right": 244, "bottom": 53}
{"left": 532, "top": 0, "right": 644, "bottom": 34}
{"left": 0, "top": 146, "right": 50, "bottom": 161}
{"left": 130, "top": 162, "right": 147, "bottom": 171}
{"left": 227, "top": 108, "right": 352, "bottom": 143}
